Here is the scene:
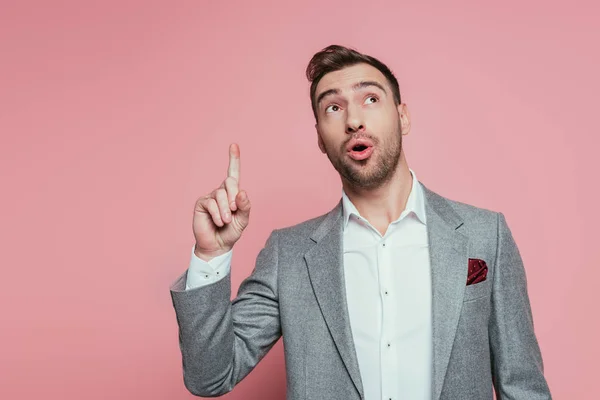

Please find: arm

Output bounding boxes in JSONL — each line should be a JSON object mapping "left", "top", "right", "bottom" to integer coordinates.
{"left": 489, "top": 212, "right": 552, "bottom": 399}
{"left": 170, "top": 230, "right": 281, "bottom": 397}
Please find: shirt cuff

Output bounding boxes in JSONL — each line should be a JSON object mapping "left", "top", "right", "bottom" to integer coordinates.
{"left": 185, "top": 246, "right": 232, "bottom": 290}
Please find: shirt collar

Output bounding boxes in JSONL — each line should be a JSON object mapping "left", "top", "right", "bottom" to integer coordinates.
{"left": 341, "top": 168, "right": 427, "bottom": 230}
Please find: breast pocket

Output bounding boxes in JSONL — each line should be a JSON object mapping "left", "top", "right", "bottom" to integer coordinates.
{"left": 463, "top": 278, "right": 491, "bottom": 302}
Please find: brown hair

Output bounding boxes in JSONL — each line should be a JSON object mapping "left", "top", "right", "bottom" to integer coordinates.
{"left": 306, "top": 44, "right": 401, "bottom": 121}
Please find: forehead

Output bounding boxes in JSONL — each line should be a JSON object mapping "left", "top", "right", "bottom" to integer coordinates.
{"left": 315, "top": 63, "right": 388, "bottom": 96}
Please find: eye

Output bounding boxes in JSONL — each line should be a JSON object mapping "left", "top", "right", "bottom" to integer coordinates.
{"left": 325, "top": 104, "right": 340, "bottom": 113}
{"left": 364, "top": 96, "right": 378, "bottom": 104}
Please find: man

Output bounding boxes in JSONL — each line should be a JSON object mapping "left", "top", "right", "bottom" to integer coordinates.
{"left": 169, "top": 45, "right": 552, "bottom": 399}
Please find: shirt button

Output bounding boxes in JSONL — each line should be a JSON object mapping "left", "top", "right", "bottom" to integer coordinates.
{"left": 382, "top": 242, "right": 386, "bottom": 247}
{"left": 204, "top": 274, "right": 209, "bottom": 278}
{"left": 387, "top": 343, "right": 391, "bottom": 348}
{"left": 384, "top": 291, "right": 389, "bottom": 295}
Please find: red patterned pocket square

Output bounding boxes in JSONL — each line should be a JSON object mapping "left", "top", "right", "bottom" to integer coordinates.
{"left": 467, "top": 258, "right": 488, "bottom": 285}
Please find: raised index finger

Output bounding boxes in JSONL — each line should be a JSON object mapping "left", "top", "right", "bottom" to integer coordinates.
{"left": 227, "top": 143, "right": 240, "bottom": 181}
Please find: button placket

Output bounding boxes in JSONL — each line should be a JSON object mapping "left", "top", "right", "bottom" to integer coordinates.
{"left": 379, "top": 236, "right": 396, "bottom": 400}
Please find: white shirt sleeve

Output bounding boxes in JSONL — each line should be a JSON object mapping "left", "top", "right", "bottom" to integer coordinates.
{"left": 185, "top": 246, "right": 232, "bottom": 290}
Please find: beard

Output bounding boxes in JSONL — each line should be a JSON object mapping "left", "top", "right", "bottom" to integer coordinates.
{"left": 324, "top": 122, "right": 403, "bottom": 190}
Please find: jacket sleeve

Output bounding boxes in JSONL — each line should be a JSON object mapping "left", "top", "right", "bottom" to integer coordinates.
{"left": 169, "top": 230, "right": 281, "bottom": 397}
{"left": 489, "top": 212, "right": 552, "bottom": 399}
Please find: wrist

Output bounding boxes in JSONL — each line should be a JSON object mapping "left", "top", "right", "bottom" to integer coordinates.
{"left": 193, "top": 245, "right": 231, "bottom": 262}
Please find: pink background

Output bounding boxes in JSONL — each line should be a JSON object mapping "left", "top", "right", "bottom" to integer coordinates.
{"left": 1, "top": 1, "right": 598, "bottom": 399}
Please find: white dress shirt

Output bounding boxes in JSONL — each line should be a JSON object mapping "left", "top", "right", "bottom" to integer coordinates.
{"left": 185, "top": 169, "right": 432, "bottom": 400}
{"left": 341, "top": 168, "right": 431, "bottom": 400}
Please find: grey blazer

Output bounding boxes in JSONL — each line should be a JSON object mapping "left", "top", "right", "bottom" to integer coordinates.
{"left": 169, "top": 181, "right": 552, "bottom": 399}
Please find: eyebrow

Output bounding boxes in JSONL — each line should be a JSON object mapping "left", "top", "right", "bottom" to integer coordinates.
{"left": 316, "top": 81, "right": 388, "bottom": 108}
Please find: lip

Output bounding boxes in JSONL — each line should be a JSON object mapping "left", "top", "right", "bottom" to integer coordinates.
{"left": 347, "top": 146, "right": 374, "bottom": 160}
{"left": 345, "top": 138, "right": 374, "bottom": 153}
{"left": 346, "top": 138, "right": 374, "bottom": 161}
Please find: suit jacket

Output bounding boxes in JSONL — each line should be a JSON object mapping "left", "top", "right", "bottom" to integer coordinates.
{"left": 169, "top": 181, "right": 552, "bottom": 399}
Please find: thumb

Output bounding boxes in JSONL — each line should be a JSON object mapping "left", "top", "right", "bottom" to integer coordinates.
{"left": 235, "top": 190, "right": 251, "bottom": 218}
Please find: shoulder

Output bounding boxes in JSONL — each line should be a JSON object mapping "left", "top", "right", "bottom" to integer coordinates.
{"left": 270, "top": 202, "right": 340, "bottom": 246}
{"left": 446, "top": 195, "right": 499, "bottom": 222}
{"left": 421, "top": 182, "right": 502, "bottom": 234}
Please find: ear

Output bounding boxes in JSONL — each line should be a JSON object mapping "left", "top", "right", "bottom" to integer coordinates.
{"left": 315, "top": 123, "right": 326, "bottom": 154}
{"left": 397, "top": 103, "right": 411, "bottom": 135}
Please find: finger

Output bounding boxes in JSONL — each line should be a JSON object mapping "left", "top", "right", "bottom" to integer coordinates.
{"left": 223, "top": 176, "right": 239, "bottom": 211}
{"left": 203, "top": 198, "right": 224, "bottom": 227}
{"left": 235, "top": 190, "right": 251, "bottom": 215}
{"left": 227, "top": 143, "right": 240, "bottom": 182}
{"left": 214, "top": 188, "right": 232, "bottom": 224}
{"left": 233, "top": 190, "right": 251, "bottom": 229}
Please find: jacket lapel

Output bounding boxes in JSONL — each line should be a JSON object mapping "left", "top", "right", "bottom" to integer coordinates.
{"left": 304, "top": 200, "right": 365, "bottom": 399}
{"left": 421, "top": 182, "right": 470, "bottom": 400}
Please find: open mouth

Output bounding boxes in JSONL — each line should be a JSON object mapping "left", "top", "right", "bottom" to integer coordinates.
{"left": 347, "top": 144, "right": 374, "bottom": 161}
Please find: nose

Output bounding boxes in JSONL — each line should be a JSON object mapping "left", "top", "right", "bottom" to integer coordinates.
{"left": 345, "top": 106, "right": 366, "bottom": 134}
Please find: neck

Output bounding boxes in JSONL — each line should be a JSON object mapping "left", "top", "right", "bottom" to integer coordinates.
{"left": 342, "top": 151, "right": 413, "bottom": 235}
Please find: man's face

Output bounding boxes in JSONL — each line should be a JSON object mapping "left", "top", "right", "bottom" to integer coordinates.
{"left": 314, "top": 63, "right": 410, "bottom": 190}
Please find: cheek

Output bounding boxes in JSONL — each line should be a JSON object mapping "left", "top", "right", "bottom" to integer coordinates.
{"left": 321, "top": 115, "right": 345, "bottom": 130}
{"left": 318, "top": 124, "right": 344, "bottom": 147}
{"left": 320, "top": 136, "right": 338, "bottom": 153}
{"left": 367, "top": 109, "right": 397, "bottom": 133}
